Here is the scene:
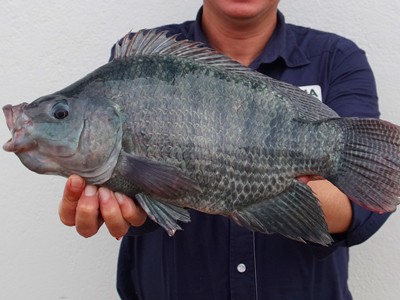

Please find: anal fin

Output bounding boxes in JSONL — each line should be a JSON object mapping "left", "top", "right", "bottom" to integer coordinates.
{"left": 135, "top": 193, "right": 191, "bottom": 236}
{"left": 231, "top": 180, "right": 333, "bottom": 246}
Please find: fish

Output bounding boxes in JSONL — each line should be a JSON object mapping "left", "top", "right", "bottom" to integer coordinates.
{"left": 3, "top": 30, "right": 400, "bottom": 245}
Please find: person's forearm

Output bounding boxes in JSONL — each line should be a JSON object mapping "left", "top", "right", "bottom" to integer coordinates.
{"left": 307, "top": 180, "right": 352, "bottom": 234}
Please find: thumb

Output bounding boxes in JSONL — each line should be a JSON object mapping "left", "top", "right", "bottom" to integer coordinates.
{"left": 59, "top": 175, "right": 86, "bottom": 226}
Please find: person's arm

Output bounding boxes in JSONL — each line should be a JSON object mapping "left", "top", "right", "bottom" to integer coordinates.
{"left": 296, "top": 176, "right": 352, "bottom": 234}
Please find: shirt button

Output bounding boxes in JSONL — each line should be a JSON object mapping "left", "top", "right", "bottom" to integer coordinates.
{"left": 237, "top": 263, "right": 246, "bottom": 273}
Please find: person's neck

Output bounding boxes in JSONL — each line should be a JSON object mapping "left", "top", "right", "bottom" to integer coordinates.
{"left": 201, "top": 7, "right": 278, "bottom": 66}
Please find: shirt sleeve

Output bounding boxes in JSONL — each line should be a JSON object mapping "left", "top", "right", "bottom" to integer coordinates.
{"left": 322, "top": 37, "right": 391, "bottom": 248}
{"left": 324, "top": 38, "right": 379, "bottom": 118}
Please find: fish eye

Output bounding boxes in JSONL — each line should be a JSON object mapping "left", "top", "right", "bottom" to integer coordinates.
{"left": 52, "top": 102, "right": 70, "bottom": 120}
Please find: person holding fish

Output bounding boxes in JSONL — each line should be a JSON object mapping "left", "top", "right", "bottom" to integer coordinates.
{"left": 51, "top": 0, "right": 394, "bottom": 299}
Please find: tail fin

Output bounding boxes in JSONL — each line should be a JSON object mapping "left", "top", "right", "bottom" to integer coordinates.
{"left": 332, "top": 118, "right": 400, "bottom": 213}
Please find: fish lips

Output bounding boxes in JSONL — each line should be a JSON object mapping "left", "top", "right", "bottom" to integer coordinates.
{"left": 2, "top": 103, "right": 35, "bottom": 153}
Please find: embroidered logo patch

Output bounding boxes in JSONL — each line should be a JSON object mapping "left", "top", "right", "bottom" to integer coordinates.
{"left": 298, "top": 85, "right": 322, "bottom": 101}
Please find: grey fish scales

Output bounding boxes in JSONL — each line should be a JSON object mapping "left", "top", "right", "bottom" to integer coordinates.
{"left": 3, "top": 29, "right": 400, "bottom": 245}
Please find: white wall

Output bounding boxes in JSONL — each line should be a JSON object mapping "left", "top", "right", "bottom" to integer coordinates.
{"left": 0, "top": 1, "right": 398, "bottom": 299}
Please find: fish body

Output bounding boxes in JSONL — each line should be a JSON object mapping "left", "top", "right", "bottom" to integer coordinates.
{"left": 3, "top": 30, "right": 400, "bottom": 245}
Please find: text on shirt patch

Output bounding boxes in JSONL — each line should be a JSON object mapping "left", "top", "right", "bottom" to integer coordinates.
{"left": 298, "top": 85, "right": 322, "bottom": 101}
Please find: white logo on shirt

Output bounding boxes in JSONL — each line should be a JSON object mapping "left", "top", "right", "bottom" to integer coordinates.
{"left": 298, "top": 85, "right": 322, "bottom": 101}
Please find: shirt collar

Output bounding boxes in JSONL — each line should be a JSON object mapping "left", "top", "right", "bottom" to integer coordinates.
{"left": 192, "top": 8, "right": 310, "bottom": 69}
{"left": 192, "top": 7, "right": 210, "bottom": 45}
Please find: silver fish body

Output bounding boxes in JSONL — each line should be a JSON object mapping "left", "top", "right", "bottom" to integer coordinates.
{"left": 3, "top": 30, "right": 400, "bottom": 245}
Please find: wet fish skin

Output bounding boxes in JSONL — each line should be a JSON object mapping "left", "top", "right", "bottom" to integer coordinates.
{"left": 3, "top": 30, "right": 400, "bottom": 245}
{"left": 95, "top": 57, "right": 339, "bottom": 211}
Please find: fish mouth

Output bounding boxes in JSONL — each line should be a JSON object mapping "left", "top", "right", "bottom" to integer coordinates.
{"left": 3, "top": 104, "right": 15, "bottom": 130}
{"left": 2, "top": 103, "right": 34, "bottom": 153}
{"left": 3, "top": 137, "right": 16, "bottom": 152}
{"left": 2, "top": 136, "right": 36, "bottom": 153}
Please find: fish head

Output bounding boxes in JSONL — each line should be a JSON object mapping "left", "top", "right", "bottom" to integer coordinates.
{"left": 3, "top": 93, "right": 123, "bottom": 183}
{"left": 3, "top": 96, "right": 82, "bottom": 155}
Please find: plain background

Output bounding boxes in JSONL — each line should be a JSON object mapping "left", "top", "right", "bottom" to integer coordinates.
{"left": 1, "top": 1, "right": 399, "bottom": 299}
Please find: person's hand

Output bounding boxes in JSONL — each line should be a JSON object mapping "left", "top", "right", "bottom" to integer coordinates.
{"left": 297, "top": 175, "right": 352, "bottom": 234}
{"left": 58, "top": 175, "right": 147, "bottom": 239}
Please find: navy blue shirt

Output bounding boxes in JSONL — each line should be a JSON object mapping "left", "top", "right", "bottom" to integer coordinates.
{"left": 115, "top": 9, "right": 390, "bottom": 300}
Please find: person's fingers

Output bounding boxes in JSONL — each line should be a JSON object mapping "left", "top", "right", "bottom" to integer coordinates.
{"left": 115, "top": 193, "right": 147, "bottom": 227}
{"left": 59, "top": 175, "right": 85, "bottom": 226}
{"left": 75, "top": 185, "right": 103, "bottom": 238}
{"left": 98, "top": 187, "right": 130, "bottom": 238}
{"left": 60, "top": 177, "right": 147, "bottom": 239}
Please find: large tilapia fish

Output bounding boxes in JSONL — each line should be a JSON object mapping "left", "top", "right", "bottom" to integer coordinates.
{"left": 3, "top": 30, "right": 400, "bottom": 245}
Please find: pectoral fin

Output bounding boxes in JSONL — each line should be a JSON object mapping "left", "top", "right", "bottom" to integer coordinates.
{"left": 119, "top": 150, "right": 201, "bottom": 199}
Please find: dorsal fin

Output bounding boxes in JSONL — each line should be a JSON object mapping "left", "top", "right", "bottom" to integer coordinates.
{"left": 113, "top": 29, "right": 339, "bottom": 121}
{"left": 112, "top": 29, "right": 251, "bottom": 74}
